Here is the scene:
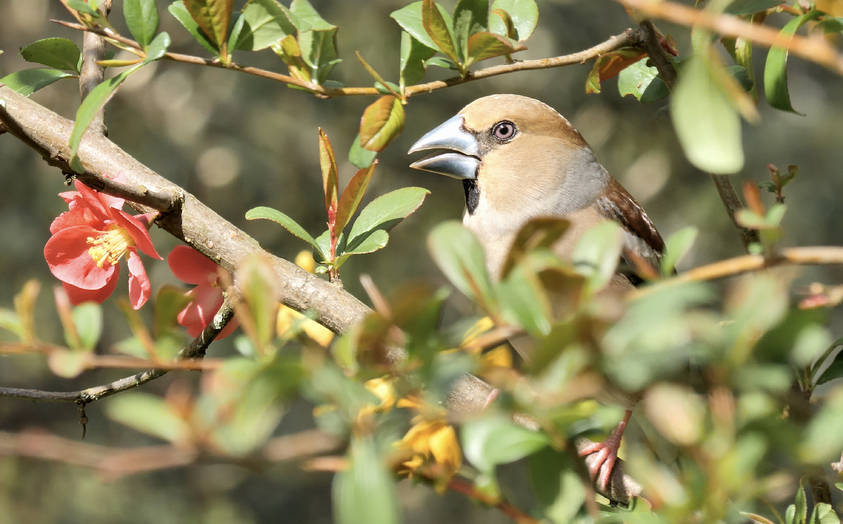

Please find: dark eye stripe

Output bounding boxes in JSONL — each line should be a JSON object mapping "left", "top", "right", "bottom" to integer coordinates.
{"left": 492, "top": 121, "right": 516, "bottom": 141}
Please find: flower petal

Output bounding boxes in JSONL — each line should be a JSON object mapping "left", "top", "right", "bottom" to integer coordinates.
{"left": 127, "top": 250, "right": 151, "bottom": 309}
{"left": 169, "top": 245, "right": 219, "bottom": 285}
{"left": 62, "top": 269, "right": 120, "bottom": 305}
{"left": 113, "top": 209, "right": 161, "bottom": 259}
{"left": 177, "top": 284, "right": 224, "bottom": 337}
{"left": 45, "top": 226, "right": 117, "bottom": 289}
{"left": 73, "top": 180, "right": 120, "bottom": 219}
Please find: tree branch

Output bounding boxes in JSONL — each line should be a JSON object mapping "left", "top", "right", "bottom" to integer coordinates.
{"left": 709, "top": 174, "right": 760, "bottom": 249}
{"left": 0, "top": 300, "right": 235, "bottom": 404}
{"left": 618, "top": 0, "right": 843, "bottom": 76}
{"left": 0, "top": 85, "right": 371, "bottom": 335}
{"left": 52, "top": 20, "right": 644, "bottom": 99}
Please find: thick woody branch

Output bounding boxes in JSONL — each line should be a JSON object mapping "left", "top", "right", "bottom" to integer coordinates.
{"left": 637, "top": 20, "right": 677, "bottom": 89}
{"left": 0, "top": 85, "right": 370, "bottom": 335}
{"left": 0, "top": 300, "right": 234, "bottom": 404}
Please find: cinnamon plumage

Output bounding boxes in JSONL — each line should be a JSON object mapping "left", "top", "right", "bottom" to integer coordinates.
{"left": 409, "top": 94, "right": 665, "bottom": 490}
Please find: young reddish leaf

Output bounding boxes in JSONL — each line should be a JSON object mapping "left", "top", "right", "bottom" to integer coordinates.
{"left": 584, "top": 48, "right": 646, "bottom": 94}
{"left": 335, "top": 161, "right": 377, "bottom": 236}
{"left": 422, "top": 0, "right": 460, "bottom": 66}
{"left": 318, "top": 128, "right": 339, "bottom": 218}
{"left": 465, "top": 32, "right": 525, "bottom": 66}
{"left": 183, "top": 0, "right": 233, "bottom": 51}
{"left": 359, "top": 96, "right": 405, "bottom": 152}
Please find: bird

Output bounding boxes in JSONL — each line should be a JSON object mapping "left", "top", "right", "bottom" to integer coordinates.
{"left": 407, "top": 94, "right": 665, "bottom": 491}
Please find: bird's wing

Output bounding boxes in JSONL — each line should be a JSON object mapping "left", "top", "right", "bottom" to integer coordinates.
{"left": 594, "top": 179, "right": 665, "bottom": 284}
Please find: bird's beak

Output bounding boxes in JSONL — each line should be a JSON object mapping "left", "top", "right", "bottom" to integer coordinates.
{"left": 408, "top": 115, "right": 480, "bottom": 180}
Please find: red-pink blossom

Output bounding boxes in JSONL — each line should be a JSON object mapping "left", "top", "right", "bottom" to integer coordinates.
{"left": 44, "top": 175, "right": 161, "bottom": 309}
{"left": 168, "top": 245, "right": 238, "bottom": 339}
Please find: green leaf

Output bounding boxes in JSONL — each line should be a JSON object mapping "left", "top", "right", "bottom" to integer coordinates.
{"left": 724, "top": 0, "right": 783, "bottom": 16}
{"left": 586, "top": 48, "right": 647, "bottom": 95}
{"left": 453, "top": 0, "right": 488, "bottom": 64}
{"left": 236, "top": 255, "right": 280, "bottom": 350}
{"left": 183, "top": 0, "right": 233, "bottom": 50}
{"left": 72, "top": 302, "right": 102, "bottom": 350}
{"left": 570, "top": 221, "right": 624, "bottom": 295}
{"left": 422, "top": 0, "right": 460, "bottom": 66}
{"left": 154, "top": 285, "right": 195, "bottom": 338}
{"left": 333, "top": 436, "right": 400, "bottom": 524}
{"left": 461, "top": 415, "right": 549, "bottom": 473}
{"left": 391, "top": 2, "right": 451, "bottom": 53}
{"left": 489, "top": 0, "right": 538, "bottom": 41}
{"left": 811, "top": 504, "right": 841, "bottom": 524}
{"left": 233, "top": 0, "right": 297, "bottom": 51}
{"left": 661, "top": 226, "right": 698, "bottom": 276}
{"left": 124, "top": 0, "right": 160, "bottom": 50}
{"left": 168, "top": 1, "right": 219, "bottom": 55}
{"left": 428, "top": 221, "right": 497, "bottom": 309}
{"left": 0, "top": 309, "right": 25, "bottom": 340}
{"left": 142, "top": 32, "right": 171, "bottom": 64}
{"left": 425, "top": 56, "right": 459, "bottom": 70}
{"left": 291, "top": 0, "right": 339, "bottom": 84}
{"left": 465, "top": 32, "right": 524, "bottom": 66}
{"left": 816, "top": 351, "right": 843, "bottom": 387}
{"left": 69, "top": 65, "right": 143, "bottom": 173}
{"left": 107, "top": 393, "right": 191, "bottom": 443}
{"left": 819, "top": 17, "right": 843, "bottom": 34}
{"left": 347, "top": 187, "right": 429, "bottom": 251}
{"left": 359, "top": 96, "right": 405, "bottom": 152}
{"left": 47, "top": 349, "right": 90, "bottom": 379}
{"left": 617, "top": 59, "right": 669, "bottom": 103}
{"left": 19, "top": 38, "right": 81, "bottom": 73}
{"left": 245, "top": 206, "right": 323, "bottom": 257}
{"left": 671, "top": 54, "right": 744, "bottom": 174}
{"left": 764, "top": 10, "right": 823, "bottom": 113}
{"left": 349, "top": 133, "right": 378, "bottom": 169}
{"left": 67, "top": 0, "right": 99, "bottom": 17}
{"left": 529, "top": 447, "right": 586, "bottom": 524}
{"left": 0, "top": 68, "right": 74, "bottom": 96}
{"left": 335, "top": 163, "right": 376, "bottom": 236}
{"left": 340, "top": 229, "right": 388, "bottom": 257}
{"left": 399, "top": 31, "right": 436, "bottom": 87}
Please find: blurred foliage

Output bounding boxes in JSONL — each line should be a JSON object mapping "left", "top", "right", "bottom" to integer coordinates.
{"left": 2, "top": 1, "right": 843, "bottom": 524}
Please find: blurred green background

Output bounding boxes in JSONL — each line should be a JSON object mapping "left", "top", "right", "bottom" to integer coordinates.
{"left": 1, "top": 0, "right": 843, "bottom": 522}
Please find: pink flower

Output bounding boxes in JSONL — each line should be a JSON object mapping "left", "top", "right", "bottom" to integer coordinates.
{"left": 168, "top": 245, "right": 238, "bottom": 339}
{"left": 44, "top": 175, "right": 161, "bottom": 309}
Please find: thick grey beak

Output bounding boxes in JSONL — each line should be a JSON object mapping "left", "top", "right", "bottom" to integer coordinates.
{"left": 408, "top": 115, "right": 480, "bottom": 180}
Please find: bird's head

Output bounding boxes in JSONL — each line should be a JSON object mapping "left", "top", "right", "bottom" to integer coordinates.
{"left": 408, "top": 94, "right": 608, "bottom": 217}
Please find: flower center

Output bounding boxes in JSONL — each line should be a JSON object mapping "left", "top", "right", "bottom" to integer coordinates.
{"left": 87, "top": 225, "right": 135, "bottom": 268}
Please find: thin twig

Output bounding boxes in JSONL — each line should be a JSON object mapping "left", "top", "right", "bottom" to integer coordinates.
{"left": 638, "top": 20, "right": 677, "bottom": 89}
{"left": 0, "top": 428, "right": 343, "bottom": 480}
{"left": 447, "top": 477, "right": 542, "bottom": 524}
{"left": 0, "top": 300, "right": 234, "bottom": 404}
{"left": 618, "top": 0, "right": 843, "bottom": 76}
{"left": 53, "top": 20, "right": 644, "bottom": 99}
{"left": 633, "top": 246, "right": 843, "bottom": 299}
{"left": 709, "top": 174, "right": 760, "bottom": 249}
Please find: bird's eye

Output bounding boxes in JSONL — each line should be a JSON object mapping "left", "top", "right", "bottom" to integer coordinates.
{"left": 491, "top": 121, "right": 516, "bottom": 141}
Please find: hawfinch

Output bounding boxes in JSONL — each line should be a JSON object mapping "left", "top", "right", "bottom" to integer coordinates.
{"left": 408, "top": 94, "right": 665, "bottom": 490}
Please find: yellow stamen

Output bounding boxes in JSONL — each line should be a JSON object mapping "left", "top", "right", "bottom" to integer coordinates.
{"left": 87, "top": 225, "right": 135, "bottom": 268}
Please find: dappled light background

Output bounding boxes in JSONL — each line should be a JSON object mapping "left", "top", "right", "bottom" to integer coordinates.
{"left": 2, "top": 0, "right": 843, "bottom": 522}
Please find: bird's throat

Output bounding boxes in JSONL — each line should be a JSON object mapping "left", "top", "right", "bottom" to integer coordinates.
{"left": 463, "top": 179, "right": 479, "bottom": 215}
